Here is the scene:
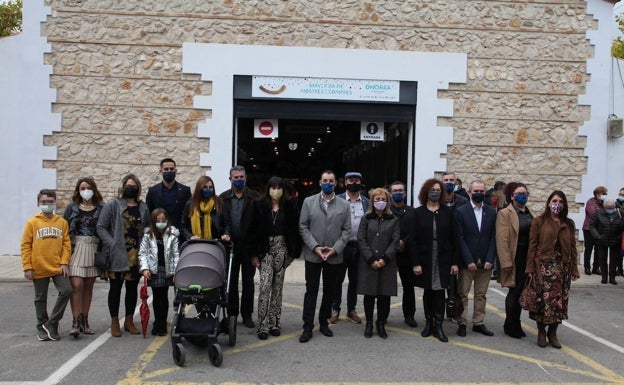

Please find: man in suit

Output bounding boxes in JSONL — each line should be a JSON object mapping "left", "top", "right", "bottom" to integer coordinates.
{"left": 220, "top": 165, "right": 260, "bottom": 328}
{"left": 454, "top": 180, "right": 497, "bottom": 337}
{"left": 298, "top": 170, "right": 351, "bottom": 342}
{"left": 330, "top": 171, "right": 369, "bottom": 325}
{"left": 146, "top": 158, "right": 192, "bottom": 241}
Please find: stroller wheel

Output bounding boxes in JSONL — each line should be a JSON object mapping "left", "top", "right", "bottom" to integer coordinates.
{"left": 228, "top": 316, "right": 237, "bottom": 347}
{"left": 208, "top": 343, "right": 223, "bottom": 367}
{"left": 173, "top": 343, "right": 186, "bottom": 367}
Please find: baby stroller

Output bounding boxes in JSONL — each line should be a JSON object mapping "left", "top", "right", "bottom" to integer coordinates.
{"left": 170, "top": 239, "right": 236, "bottom": 367}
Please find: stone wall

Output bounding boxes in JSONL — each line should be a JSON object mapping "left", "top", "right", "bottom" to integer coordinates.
{"left": 43, "top": 0, "right": 594, "bottom": 211}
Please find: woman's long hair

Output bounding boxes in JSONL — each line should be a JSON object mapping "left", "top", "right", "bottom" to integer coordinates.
{"left": 71, "top": 177, "right": 103, "bottom": 205}
{"left": 189, "top": 175, "right": 222, "bottom": 217}
{"left": 259, "top": 176, "right": 291, "bottom": 208}
{"left": 542, "top": 190, "right": 570, "bottom": 220}
{"left": 147, "top": 208, "right": 171, "bottom": 239}
{"left": 118, "top": 173, "right": 142, "bottom": 202}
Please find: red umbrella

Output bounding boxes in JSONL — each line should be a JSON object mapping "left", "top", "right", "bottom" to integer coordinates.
{"left": 140, "top": 279, "right": 150, "bottom": 338}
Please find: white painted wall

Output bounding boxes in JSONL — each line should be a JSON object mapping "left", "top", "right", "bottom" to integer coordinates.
{"left": 573, "top": 1, "right": 624, "bottom": 235}
{"left": 0, "top": 1, "right": 57, "bottom": 255}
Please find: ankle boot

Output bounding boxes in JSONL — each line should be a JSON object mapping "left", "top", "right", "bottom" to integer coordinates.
{"left": 537, "top": 322, "right": 547, "bottom": 347}
{"left": 376, "top": 320, "right": 388, "bottom": 339}
{"left": 421, "top": 316, "right": 433, "bottom": 337}
{"left": 111, "top": 317, "right": 122, "bottom": 337}
{"left": 364, "top": 322, "right": 373, "bottom": 338}
{"left": 80, "top": 313, "right": 94, "bottom": 335}
{"left": 547, "top": 324, "right": 561, "bottom": 349}
{"left": 433, "top": 314, "right": 448, "bottom": 342}
{"left": 70, "top": 316, "right": 80, "bottom": 338}
{"left": 504, "top": 318, "right": 522, "bottom": 339}
{"left": 124, "top": 315, "right": 140, "bottom": 335}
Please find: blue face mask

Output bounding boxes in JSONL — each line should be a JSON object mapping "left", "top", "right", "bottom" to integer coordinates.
{"left": 321, "top": 182, "right": 335, "bottom": 195}
{"left": 201, "top": 188, "right": 213, "bottom": 199}
{"left": 232, "top": 179, "right": 245, "bottom": 190}
{"left": 606, "top": 208, "right": 616, "bottom": 215}
{"left": 514, "top": 193, "right": 528, "bottom": 205}
{"left": 391, "top": 192, "right": 405, "bottom": 203}
{"left": 444, "top": 182, "right": 455, "bottom": 193}
{"left": 618, "top": 196, "right": 624, "bottom": 202}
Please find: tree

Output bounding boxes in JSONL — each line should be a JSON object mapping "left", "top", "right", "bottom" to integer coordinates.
{"left": 0, "top": 0, "right": 22, "bottom": 38}
{"left": 614, "top": 14, "right": 624, "bottom": 60}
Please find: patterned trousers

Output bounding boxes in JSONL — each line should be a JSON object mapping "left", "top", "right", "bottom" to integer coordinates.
{"left": 257, "top": 236, "right": 289, "bottom": 333}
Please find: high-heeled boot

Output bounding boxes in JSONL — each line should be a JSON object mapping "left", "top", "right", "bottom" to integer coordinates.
{"left": 433, "top": 314, "right": 448, "bottom": 342}
{"left": 70, "top": 316, "right": 80, "bottom": 338}
{"left": 80, "top": 313, "right": 94, "bottom": 335}
{"left": 364, "top": 322, "right": 373, "bottom": 338}
{"left": 111, "top": 317, "right": 121, "bottom": 337}
{"left": 547, "top": 324, "right": 561, "bottom": 349}
{"left": 376, "top": 320, "right": 388, "bottom": 339}
{"left": 421, "top": 316, "right": 433, "bottom": 337}
{"left": 124, "top": 315, "right": 140, "bottom": 335}
{"left": 537, "top": 322, "right": 547, "bottom": 347}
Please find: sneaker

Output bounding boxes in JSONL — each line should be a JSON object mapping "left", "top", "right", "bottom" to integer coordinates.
{"left": 42, "top": 321, "right": 60, "bottom": 341}
{"left": 37, "top": 325, "right": 50, "bottom": 341}
{"left": 329, "top": 309, "right": 340, "bottom": 324}
{"left": 346, "top": 310, "right": 362, "bottom": 324}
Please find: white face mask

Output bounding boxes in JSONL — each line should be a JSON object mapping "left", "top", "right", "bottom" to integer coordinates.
{"left": 155, "top": 222, "right": 167, "bottom": 230}
{"left": 80, "top": 189, "right": 94, "bottom": 201}
{"left": 40, "top": 205, "right": 56, "bottom": 214}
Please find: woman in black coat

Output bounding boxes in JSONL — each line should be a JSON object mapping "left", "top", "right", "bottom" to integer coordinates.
{"left": 410, "top": 178, "right": 459, "bottom": 342}
{"left": 251, "top": 176, "right": 302, "bottom": 340}
{"left": 357, "top": 187, "right": 400, "bottom": 339}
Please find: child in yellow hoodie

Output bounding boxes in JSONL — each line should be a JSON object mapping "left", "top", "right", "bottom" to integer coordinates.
{"left": 21, "top": 189, "right": 72, "bottom": 341}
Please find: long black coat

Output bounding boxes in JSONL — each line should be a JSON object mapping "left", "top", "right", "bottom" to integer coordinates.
{"left": 409, "top": 205, "right": 459, "bottom": 290}
{"left": 357, "top": 213, "right": 400, "bottom": 296}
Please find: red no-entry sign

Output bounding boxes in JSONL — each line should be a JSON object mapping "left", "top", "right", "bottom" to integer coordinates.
{"left": 254, "top": 119, "right": 278, "bottom": 138}
{"left": 258, "top": 121, "right": 274, "bottom": 136}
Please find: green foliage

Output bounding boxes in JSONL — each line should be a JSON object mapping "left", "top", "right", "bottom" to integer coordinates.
{"left": 0, "top": 0, "right": 22, "bottom": 38}
{"left": 614, "top": 14, "right": 624, "bottom": 60}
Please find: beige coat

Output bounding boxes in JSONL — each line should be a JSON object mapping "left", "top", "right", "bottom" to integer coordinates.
{"left": 496, "top": 204, "right": 534, "bottom": 288}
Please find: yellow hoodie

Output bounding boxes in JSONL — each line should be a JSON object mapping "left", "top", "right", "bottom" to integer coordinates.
{"left": 20, "top": 213, "right": 71, "bottom": 279}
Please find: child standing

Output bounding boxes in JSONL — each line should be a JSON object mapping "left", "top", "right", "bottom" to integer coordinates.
{"left": 139, "top": 208, "right": 180, "bottom": 336}
{"left": 21, "top": 189, "right": 72, "bottom": 341}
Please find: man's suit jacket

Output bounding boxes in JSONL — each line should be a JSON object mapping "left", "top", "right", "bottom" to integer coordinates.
{"left": 299, "top": 192, "right": 351, "bottom": 265}
{"left": 454, "top": 201, "right": 497, "bottom": 268}
{"left": 146, "top": 181, "right": 192, "bottom": 230}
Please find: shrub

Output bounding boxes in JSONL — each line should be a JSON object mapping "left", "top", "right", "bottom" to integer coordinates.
{"left": 614, "top": 14, "right": 624, "bottom": 60}
{"left": 0, "top": 0, "right": 22, "bottom": 38}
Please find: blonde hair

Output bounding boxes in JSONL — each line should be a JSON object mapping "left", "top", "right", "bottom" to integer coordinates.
{"left": 367, "top": 187, "right": 393, "bottom": 215}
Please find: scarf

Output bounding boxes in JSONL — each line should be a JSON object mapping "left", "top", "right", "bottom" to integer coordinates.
{"left": 191, "top": 199, "right": 214, "bottom": 239}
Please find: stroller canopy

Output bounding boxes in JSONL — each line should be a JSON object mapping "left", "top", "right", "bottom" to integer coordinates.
{"left": 175, "top": 240, "right": 226, "bottom": 290}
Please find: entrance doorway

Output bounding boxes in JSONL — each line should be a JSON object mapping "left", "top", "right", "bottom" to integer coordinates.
{"left": 235, "top": 118, "right": 411, "bottom": 201}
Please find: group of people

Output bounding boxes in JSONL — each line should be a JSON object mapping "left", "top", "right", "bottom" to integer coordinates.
{"left": 21, "top": 164, "right": 586, "bottom": 351}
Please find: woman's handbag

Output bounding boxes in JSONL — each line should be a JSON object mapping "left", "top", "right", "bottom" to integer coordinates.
{"left": 94, "top": 248, "right": 110, "bottom": 270}
{"left": 519, "top": 274, "right": 542, "bottom": 312}
{"left": 445, "top": 275, "right": 464, "bottom": 319}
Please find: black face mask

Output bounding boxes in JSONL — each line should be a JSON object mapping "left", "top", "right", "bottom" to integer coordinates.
{"left": 123, "top": 185, "right": 139, "bottom": 199}
{"left": 162, "top": 171, "right": 176, "bottom": 183}
{"left": 346, "top": 183, "right": 362, "bottom": 192}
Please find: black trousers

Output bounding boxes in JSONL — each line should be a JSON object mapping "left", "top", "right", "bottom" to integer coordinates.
{"left": 332, "top": 242, "right": 359, "bottom": 312}
{"left": 302, "top": 260, "right": 339, "bottom": 330}
{"left": 228, "top": 255, "right": 256, "bottom": 319}
{"left": 397, "top": 264, "right": 416, "bottom": 319}
{"left": 505, "top": 279, "right": 525, "bottom": 322}
{"left": 583, "top": 229, "right": 599, "bottom": 270}
{"left": 108, "top": 275, "right": 139, "bottom": 318}
{"left": 422, "top": 289, "right": 445, "bottom": 318}
{"left": 363, "top": 295, "right": 390, "bottom": 323}
{"left": 152, "top": 286, "right": 169, "bottom": 330}
{"left": 596, "top": 245, "right": 620, "bottom": 280}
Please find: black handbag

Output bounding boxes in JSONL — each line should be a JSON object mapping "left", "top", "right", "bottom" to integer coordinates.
{"left": 94, "top": 248, "right": 110, "bottom": 270}
{"left": 445, "top": 275, "right": 464, "bottom": 319}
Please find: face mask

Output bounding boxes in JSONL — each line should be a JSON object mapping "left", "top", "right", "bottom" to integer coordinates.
{"left": 599, "top": 195, "right": 607, "bottom": 201}
{"left": 269, "top": 188, "right": 283, "bottom": 200}
{"left": 514, "top": 193, "right": 528, "bottom": 205}
{"left": 550, "top": 203, "right": 563, "bottom": 215}
{"left": 454, "top": 185, "right": 460, "bottom": 192}
{"left": 162, "top": 171, "right": 176, "bottom": 183}
{"left": 155, "top": 222, "right": 167, "bottom": 230}
{"left": 201, "top": 188, "right": 213, "bottom": 199}
{"left": 346, "top": 183, "right": 362, "bottom": 192}
{"left": 80, "top": 189, "right": 94, "bottom": 201}
{"left": 471, "top": 193, "right": 485, "bottom": 204}
{"left": 373, "top": 201, "right": 387, "bottom": 211}
{"left": 429, "top": 191, "right": 441, "bottom": 202}
{"left": 606, "top": 208, "right": 616, "bottom": 215}
{"left": 444, "top": 183, "right": 455, "bottom": 193}
{"left": 321, "top": 182, "right": 335, "bottom": 195}
{"left": 123, "top": 185, "right": 139, "bottom": 199}
{"left": 391, "top": 192, "right": 405, "bottom": 203}
{"left": 40, "top": 205, "right": 56, "bottom": 214}
{"left": 232, "top": 179, "right": 246, "bottom": 190}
